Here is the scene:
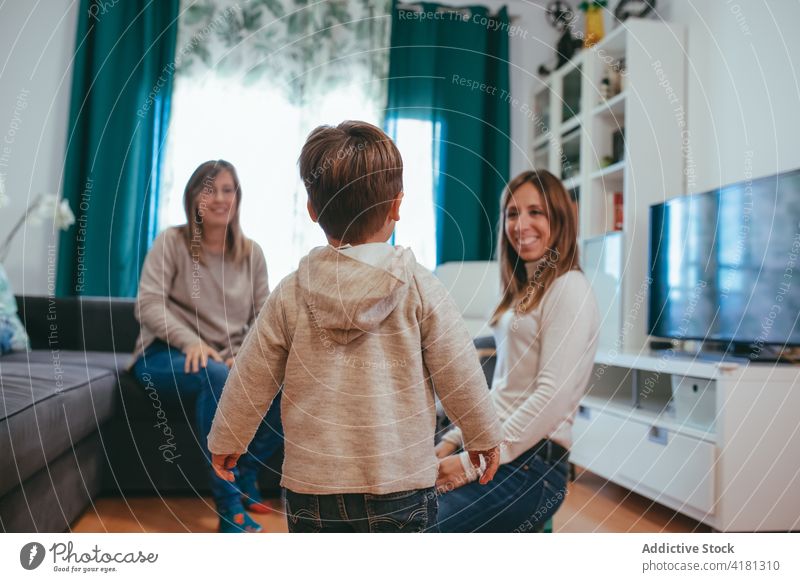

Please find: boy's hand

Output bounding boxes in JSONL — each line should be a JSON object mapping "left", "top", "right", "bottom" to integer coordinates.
{"left": 434, "top": 440, "right": 458, "bottom": 459}
{"left": 468, "top": 446, "right": 501, "bottom": 485}
{"left": 211, "top": 453, "right": 240, "bottom": 482}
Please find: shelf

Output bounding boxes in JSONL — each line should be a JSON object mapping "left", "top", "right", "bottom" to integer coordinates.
{"left": 581, "top": 394, "right": 716, "bottom": 443}
{"left": 560, "top": 115, "right": 581, "bottom": 135}
{"left": 553, "top": 50, "right": 585, "bottom": 77}
{"left": 580, "top": 229, "right": 624, "bottom": 246}
{"left": 593, "top": 91, "right": 627, "bottom": 121}
{"left": 594, "top": 350, "right": 739, "bottom": 378}
{"left": 563, "top": 175, "right": 581, "bottom": 191}
{"left": 591, "top": 160, "right": 625, "bottom": 181}
{"left": 533, "top": 133, "right": 551, "bottom": 149}
{"left": 583, "top": 390, "right": 631, "bottom": 410}
{"left": 590, "top": 22, "right": 627, "bottom": 58}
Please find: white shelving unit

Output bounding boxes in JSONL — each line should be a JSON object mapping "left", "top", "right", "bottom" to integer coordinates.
{"left": 532, "top": 19, "right": 687, "bottom": 353}
{"left": 574, "top": 355, "right": 800, "bottom": 531}
{"left": 530, "top": 20, "right": 800, "bottom": 531}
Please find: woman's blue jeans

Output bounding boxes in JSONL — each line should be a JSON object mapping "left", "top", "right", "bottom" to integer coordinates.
{"left": 132, "top": 340, "right": 283, "bottom": 512}
{"left": 436, "top": 447, "right": 569, "bottom": 532}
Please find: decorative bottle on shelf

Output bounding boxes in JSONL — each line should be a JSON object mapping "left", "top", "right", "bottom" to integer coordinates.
{"left": 600, "top": 75, "right": 610, "bottom": 100}
{"left": 579, "top": 1, "right": 607, "bottom": 48}
{"left": 608, "top": 67, "right": 621, "bottom": 97}
{"left": 613, "top": 192, "right": 624, "bottom": 231}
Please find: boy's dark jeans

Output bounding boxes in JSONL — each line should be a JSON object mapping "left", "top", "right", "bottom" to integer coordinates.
{"left": 283, "top": 487, "right": 439, "bottom": 533}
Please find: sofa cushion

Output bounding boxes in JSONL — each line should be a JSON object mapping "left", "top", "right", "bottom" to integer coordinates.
{"left": 0, "top": 357, "right": 117, "bottom": 498}
{"left": 14, "top": 295, "right": 138, "bottom": 353}
{"left": 0, "top": 349, "right": 198, "bottom": 422}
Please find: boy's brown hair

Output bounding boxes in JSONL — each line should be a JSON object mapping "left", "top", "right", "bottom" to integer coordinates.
{"left": 299, "top": 120, "right": 403, "bottom": 244}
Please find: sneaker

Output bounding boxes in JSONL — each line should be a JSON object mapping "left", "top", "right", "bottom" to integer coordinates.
{"left": 217, "top": 505, "right": 263, "bottom": 533}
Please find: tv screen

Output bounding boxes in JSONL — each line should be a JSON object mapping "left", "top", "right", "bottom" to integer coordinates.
{"left": 648, "top": 168, "right": 800, "bottom": 350}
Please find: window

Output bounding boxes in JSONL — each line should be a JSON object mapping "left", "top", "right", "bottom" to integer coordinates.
{"left": 389, "top": 118, "right": 437, "bottom": 270}
{"left": 161, "top": 81, "right": 437, "bottom": 281}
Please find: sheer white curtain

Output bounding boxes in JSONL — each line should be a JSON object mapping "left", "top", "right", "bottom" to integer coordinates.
{"left": 159, "top": 0, "right": 399, "bottom": 283}
{"left": 390, "top": 119, "right": 437, "bottom": 270}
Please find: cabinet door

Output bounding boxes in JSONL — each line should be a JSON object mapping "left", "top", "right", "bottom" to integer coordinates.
{"left": 572, "top": 404, "right": 627, "bottom": 477}
{"left": 573, "top": 405, "right": 716, "bottom": 515}
{"left": 618, "top": 419, "right": 716, "bottom": 515}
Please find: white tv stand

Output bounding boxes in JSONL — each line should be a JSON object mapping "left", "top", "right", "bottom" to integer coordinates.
{"left": 571, "top": 350, "right": 800, "bottom": 532}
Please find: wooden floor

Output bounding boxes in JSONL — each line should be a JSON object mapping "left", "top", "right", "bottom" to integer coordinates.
{"left": 553, "top": 467, "right": 711, "bottom": 533}
{"left": 72, "top": 467, "right": 710, "bottom": 533}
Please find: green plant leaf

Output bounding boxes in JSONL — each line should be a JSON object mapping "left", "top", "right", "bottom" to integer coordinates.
{"left": 183, "top": 2, "right": 215, "bottom": 26}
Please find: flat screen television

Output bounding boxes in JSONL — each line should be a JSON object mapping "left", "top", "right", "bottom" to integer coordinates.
{"left": 648, "top": 168, "right": 800, "bottom": 357}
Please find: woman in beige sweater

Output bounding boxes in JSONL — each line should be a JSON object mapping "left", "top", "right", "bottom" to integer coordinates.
{"left": 131, "top": 160, "right": 282, "bottom": 533}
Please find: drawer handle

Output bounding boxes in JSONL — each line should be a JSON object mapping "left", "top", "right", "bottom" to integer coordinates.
{"left": 648, "top": 426, "right": 669, "bottom": 446}
{"left": 578, "top": 405, "right": 591, "bottom": 419}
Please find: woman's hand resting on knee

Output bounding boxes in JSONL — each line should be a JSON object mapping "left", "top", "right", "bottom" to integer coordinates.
{"left": 183, "top": 340, "right": 224, "bottom": 373}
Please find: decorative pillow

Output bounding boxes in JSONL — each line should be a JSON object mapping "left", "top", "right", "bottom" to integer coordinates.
{"left": 0, "top": 263, "right": 29, "bottom": 354}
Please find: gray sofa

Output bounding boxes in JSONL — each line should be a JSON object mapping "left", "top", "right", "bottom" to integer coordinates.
{"left": 0, "top": 295, "right": 282, "bottom": 532}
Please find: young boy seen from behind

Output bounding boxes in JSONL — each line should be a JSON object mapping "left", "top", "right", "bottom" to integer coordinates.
{"left": 208, "top": 120, "right": 503, "bottom": 533}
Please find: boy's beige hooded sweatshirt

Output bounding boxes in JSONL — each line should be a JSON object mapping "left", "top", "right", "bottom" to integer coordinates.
{"left": 208, "top": 244, "right": 503, "bottom": 494}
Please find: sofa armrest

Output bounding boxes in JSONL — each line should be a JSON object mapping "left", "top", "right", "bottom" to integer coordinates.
{"left": 14, "top": 295, "right": 139, "bottom": 353}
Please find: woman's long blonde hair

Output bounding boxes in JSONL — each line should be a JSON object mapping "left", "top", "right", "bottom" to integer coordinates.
{"left": 490, "top": 170, "right": 581, "bottom": 325}
{"left": 181, "top": 160, "right": 252, "bottom": 265}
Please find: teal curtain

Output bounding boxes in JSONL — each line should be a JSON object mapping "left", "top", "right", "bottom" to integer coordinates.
{"left": 386, "top": 2, "right": 510, "bottom": 264}
{"left": 57, "top": 0, "right": 179, "bottom": 297}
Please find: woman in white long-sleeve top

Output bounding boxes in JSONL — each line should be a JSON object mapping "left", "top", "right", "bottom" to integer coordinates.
{"left": 435, "top": 170, "right": 600, "bottom": 532}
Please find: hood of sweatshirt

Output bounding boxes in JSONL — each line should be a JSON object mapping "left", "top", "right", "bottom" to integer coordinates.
{"left": 297, "top": 245, "right": 417, "bottom": 345}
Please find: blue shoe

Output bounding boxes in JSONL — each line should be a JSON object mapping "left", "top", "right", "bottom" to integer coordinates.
{"left": 217, "top": 504, "right": 262, "bottom": 533}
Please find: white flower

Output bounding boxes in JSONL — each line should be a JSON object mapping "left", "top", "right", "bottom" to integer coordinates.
{"left": 55, "top": 198, "right": 75, "bottom": 230}
{"left": 26, "top": 194, "right": 74, "bottom": 230}
{"left": 0, "top": 175, "right": 7, "bottom": 209}
{"left": 27, "top": 194, "right": 56, "bottom": 226}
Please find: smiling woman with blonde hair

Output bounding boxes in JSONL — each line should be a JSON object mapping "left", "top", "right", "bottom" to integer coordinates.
{"left": 130, "top": 160, "right": 283, "bottom": 533}
{"left": 435, "top": 169, "right": 600, "bottom": 532}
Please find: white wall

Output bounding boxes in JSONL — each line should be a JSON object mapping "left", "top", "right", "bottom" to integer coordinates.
{"left": 0, "top": 0, "right": 78, "bottom": 295}
{"left": 659, "top": 0, "right": 800, "bottom": 193}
